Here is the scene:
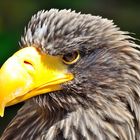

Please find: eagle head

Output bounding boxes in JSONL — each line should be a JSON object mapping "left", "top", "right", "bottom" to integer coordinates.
{"left": 0, "top": 9, "right": 140, "bottom": 140}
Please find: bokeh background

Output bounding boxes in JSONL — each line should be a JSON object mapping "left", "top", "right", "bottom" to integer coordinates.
{"left": 0, "top": 0, "right": 140, "bottom": 135}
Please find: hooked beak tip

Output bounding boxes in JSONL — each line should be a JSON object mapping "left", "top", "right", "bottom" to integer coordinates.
{"left": 0, "top": 105, "right": 5, "bottom": 117}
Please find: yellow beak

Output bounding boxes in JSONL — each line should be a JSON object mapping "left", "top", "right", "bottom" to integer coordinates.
{"left": 0, "top": 47, "right": 73, "bottom": 117}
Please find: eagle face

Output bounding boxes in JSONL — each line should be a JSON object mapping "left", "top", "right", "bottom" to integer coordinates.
{"left": 1, "top": 9, "right": 140, "bottom": 140}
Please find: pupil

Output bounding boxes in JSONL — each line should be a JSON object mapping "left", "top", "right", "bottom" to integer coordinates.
{"left": 64, "top": 52, "right": 77, "bottom": 62}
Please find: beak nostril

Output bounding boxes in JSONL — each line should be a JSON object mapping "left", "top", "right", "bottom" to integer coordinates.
{"left": 23, "top": 60, "right": 34, "bottom": 71}
{"left": 24, "top": 61, "right": 33, "bottom": 66}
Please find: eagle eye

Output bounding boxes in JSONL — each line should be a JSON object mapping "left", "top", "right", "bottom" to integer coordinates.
{"left": 62, "top": 51, "right": 80, "bottom": 65}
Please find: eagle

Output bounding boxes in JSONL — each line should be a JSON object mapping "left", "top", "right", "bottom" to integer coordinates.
{"left": 0, "top": 9, "right": 140, "bottom": 140}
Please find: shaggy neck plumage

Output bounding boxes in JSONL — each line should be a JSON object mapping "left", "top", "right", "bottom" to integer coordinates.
{"left": 1, "top": 83, "right": 138, "bottom": 140}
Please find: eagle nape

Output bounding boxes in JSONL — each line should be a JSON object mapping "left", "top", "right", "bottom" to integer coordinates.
{"left": 0, "top": 9, "right": 140, "bottom": 140}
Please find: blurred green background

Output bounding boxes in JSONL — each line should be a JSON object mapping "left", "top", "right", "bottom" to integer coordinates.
{"left": 0, "top": 0, "right": 140, "bottom": 135}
